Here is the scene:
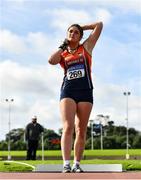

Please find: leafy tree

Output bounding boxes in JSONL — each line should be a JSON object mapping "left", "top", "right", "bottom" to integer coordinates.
{"left": 132, "top": 135, "right": 141, "bottom": 148}
{"left": 103, "top": 136, "right": 116, "bottom": 149}
{"left": 42, "top": 129, "right": 61, "bottom": 150}
{"left": 0, "top": 140, "right": 8, "bottom": 150}
{"left": 6, "top": 128, "right": 25, "bottom": 142}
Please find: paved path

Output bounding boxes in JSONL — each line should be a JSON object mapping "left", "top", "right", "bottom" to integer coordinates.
{"left": 0, "top": 172, "right": 141, "bottom": 179}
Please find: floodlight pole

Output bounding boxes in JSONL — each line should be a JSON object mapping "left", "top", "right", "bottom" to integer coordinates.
{"left": 5, "top": 98, "right": 14, "bottom": 160}
{"left": 123, "top": 91, "right": 131, "bottom": 159}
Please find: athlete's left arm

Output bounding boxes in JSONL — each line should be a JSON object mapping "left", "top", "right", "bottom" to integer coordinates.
{"left": 81, "top": 22, "right": 103, "bottom": 55}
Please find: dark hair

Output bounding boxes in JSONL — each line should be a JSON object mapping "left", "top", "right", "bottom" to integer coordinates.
{"left": 68, "top": 24, "right": 83, "bottom": 39}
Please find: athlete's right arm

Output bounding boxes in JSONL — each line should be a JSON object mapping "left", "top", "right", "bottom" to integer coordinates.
{"left": 49, "top": 39, "right": 69, "bottom": 65}
{"left": 48, "top": 48, "right": 63, "bottom": 65}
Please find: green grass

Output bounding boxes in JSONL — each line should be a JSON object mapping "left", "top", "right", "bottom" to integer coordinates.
{"left": 83, "top": 149, "right": 141, "bottom": 156}
{"left": 0, "top": 149, "right": 141, "bottom": 157}
{"left": 0, "top": 149, "right": 141, "bottom": 172}
{"left": 0, "top": 161, "right": 33, "bottom": 172}
{"left": 0, "top": 159, "right": 141, "bottom": 172}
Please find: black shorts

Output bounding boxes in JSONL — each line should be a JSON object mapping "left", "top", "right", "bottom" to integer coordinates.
{"left": 60, "top": 89, "right": 93, "bottom": 104}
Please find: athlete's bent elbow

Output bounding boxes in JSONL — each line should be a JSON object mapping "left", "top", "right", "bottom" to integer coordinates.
{"left": 48, "top": 58, "right": 53, "bottom": 65}
{"left": 99, "top": 22, "right": 103, "bottom": 29}
{"left": 48, "top": 57, "right": 57, "bottom": 65}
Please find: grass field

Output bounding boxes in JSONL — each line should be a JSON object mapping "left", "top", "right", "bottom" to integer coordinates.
{"left": 0, "top": 149, "right": 141, "bottom": 172}
{"left": 1, "top": 149, "right": 141, "bottom": 157}
{"left": 0, "top": 159, "right": 141, "bottom": 172}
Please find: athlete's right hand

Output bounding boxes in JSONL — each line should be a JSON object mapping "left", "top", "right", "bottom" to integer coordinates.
{"left": 59, "top": 39, "right": 69, "bottom": 51}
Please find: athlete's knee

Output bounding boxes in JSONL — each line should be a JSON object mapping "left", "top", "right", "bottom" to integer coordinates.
{"left": 63, "top": 124, "right": 74, "bottom": 135}
{"left": 75, "top": 127, "right": 86, "bottom": 141}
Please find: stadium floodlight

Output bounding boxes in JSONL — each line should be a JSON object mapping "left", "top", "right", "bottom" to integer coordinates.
{"left": 123, "top": 91, "right": 131, "bottom": 159}
{"left": 5, "top": 98, "right": 14, "bottom": 160}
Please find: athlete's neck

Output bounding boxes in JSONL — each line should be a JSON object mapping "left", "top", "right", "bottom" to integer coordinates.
{"left": 68, "top": 46, "right": 78, "bottom": 51}
{"left": 68, "top": 42, "right": 79, "bottom": 50}
{"left": 67, "top": 43, "right": 79, "bottom": 53}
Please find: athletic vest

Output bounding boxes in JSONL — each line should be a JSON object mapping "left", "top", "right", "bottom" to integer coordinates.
{"left": 60, "top": 45, "right": 93, "bottom": 90}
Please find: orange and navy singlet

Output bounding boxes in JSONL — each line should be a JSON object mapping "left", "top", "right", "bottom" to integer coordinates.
{"left": 59, "top": 44, "right": 93, "bottom": 103}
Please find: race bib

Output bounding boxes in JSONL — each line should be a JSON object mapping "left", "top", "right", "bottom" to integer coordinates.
{"left": 67, "top": 64, "right": 85, "bottom": 80}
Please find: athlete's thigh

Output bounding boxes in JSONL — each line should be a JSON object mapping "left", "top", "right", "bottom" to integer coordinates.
{"left": 75, "top": 102, "right": 93, "bottom": 131}
{"left": 60, "top": 98, "right": 77, "bottom": 127}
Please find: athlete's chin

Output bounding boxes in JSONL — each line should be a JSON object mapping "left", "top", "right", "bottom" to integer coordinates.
{"left": 68, "top": 38, "right": 78, "bottom": 43}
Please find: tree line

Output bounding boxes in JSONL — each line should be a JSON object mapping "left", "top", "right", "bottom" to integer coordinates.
{"left": 0, "top": 121, "right": 141, "bottom": 150}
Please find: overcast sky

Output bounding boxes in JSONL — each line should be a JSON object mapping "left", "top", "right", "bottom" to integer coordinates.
{"left": 0, "top": 0, "right": 141, "bottom": 140}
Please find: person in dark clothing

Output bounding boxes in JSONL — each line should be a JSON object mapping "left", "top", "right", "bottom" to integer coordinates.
{"left": 25, "top": 116, "right": 44, "bottom": 160}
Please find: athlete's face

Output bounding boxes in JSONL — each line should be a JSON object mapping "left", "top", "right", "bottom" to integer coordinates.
{"left": 67, "top": 26, "right": 81, "bottom": 43}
